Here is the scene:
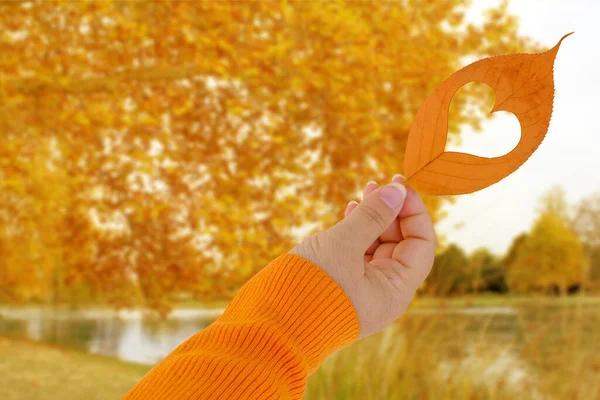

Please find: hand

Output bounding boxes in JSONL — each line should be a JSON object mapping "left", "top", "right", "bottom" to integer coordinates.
{"left": 289, "top": 174, "right": 436, "bottom": 339}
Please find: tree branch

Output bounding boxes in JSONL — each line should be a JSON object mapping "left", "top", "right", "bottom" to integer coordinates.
{"left": 2, "top": 64, "right": 213, "bottom": 95}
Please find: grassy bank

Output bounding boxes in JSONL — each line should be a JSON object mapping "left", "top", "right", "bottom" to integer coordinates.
{"left": 0, "top": 337, "right": 151, "bottom": 400}
{"left": 412, "top": 294, "right": 600, "bottom": 308}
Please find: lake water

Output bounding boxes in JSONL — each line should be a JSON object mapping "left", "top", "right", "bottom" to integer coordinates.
{"left": 1, "top": 303, "right": 599, "bottom": 380}
{"left": 0, "top": 307, "right": 224, "bottom": 364}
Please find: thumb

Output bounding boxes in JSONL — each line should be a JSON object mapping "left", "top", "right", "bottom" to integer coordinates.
{"left": 329, "top": 183, "right": 407, "bottom": 254}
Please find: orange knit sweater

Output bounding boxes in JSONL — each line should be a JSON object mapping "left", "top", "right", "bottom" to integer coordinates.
{"left": 122, "top": 253, "right": 360, "bottom": 400}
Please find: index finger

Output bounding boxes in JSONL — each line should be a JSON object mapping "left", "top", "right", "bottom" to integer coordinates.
{"left": 392, "top": 185, "right": 437, "bottom": 283}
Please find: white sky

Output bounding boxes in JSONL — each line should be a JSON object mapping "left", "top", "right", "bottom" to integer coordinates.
{"left": 436, "top": 0, "right": 600, "bottom": 255}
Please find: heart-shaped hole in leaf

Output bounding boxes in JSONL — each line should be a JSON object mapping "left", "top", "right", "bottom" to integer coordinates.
{"left": 445, "top": 82, "right": 521, "bottom": 159}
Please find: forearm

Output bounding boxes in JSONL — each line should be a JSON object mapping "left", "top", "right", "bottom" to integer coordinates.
{"left": 122, "top": 253, "right": 360, "bottom": 400}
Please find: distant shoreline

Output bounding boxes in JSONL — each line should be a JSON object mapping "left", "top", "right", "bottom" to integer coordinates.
{"left": 1, "top": 294, "right": 600, "bottom": 319}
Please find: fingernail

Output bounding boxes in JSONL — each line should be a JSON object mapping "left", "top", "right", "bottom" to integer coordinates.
{"left": 345, "top": 200, "right": 358, "bottom": 215}
{"left": 392, "top": 174, "right": 405, "bottom": 182}
{"left": 380, "top": 183, "right": 407, "bottom": 209}
{"left": 367, "top": 180, "right": 377, "bottom": 186}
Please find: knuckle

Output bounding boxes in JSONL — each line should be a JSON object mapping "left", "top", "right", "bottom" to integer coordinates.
{"left": 291, "top": 234, "right": 320, "bottom": 263}
{"left": 305, "top": 232, "right": 338, "bottom": 266}
{"left": 300, "top": 234, "right": 322, "bottom": 261}
{"left": 357, "top": 203, "right": 388, "bottom": 232}
{"left": 308, "top": 234, "right": 324, "bottom": 257}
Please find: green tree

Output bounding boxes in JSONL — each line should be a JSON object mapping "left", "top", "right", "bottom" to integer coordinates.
{"left": 470, "top": 248, "right": 508, "bottom": 293}
{"left": 424, "top": 244, "right": 470, "bottom": 296}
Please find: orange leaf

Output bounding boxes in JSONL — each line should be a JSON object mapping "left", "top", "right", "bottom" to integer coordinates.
{"left": 404, "top": 33, "right": 573, "bottom": 195}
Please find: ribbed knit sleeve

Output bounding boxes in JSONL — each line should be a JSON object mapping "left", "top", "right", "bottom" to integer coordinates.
{"left": 122, "top": 253, "right": 361, "bottom": 400}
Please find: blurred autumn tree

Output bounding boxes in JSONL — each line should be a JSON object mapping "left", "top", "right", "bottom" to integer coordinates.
{"left": 504, "top": 233, "right": 527, "bottom": 269}
{"left": 423, "top": 244, "right": 470, "bottom": 296}
{"left": 573, "top": 193, "right": 600, "bottom": 287}
{"left": 469, "top": 248, "right": 507, "bottom": 293}
{"left": 0, "top": 1, "right": 536, "bottom": 310}
{"left": 506, "top": 188, "right": 584, "bottom": 295}
{"left": 537, "top": 185, "right": 569, "bottom": 221}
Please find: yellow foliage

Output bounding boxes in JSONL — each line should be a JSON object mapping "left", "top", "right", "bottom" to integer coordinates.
{"left": 507, "top": 212, "right": 584, "bottom": 294}
{"left": 0, "top": 0, "right": 534, "bottom": 308}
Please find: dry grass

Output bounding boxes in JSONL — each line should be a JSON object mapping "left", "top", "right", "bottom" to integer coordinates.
{"left": 0, "top": 337, "right": 150, "bottom": 400}
{"left": 306, "top": 303, "right": 600, "bottom": 400}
